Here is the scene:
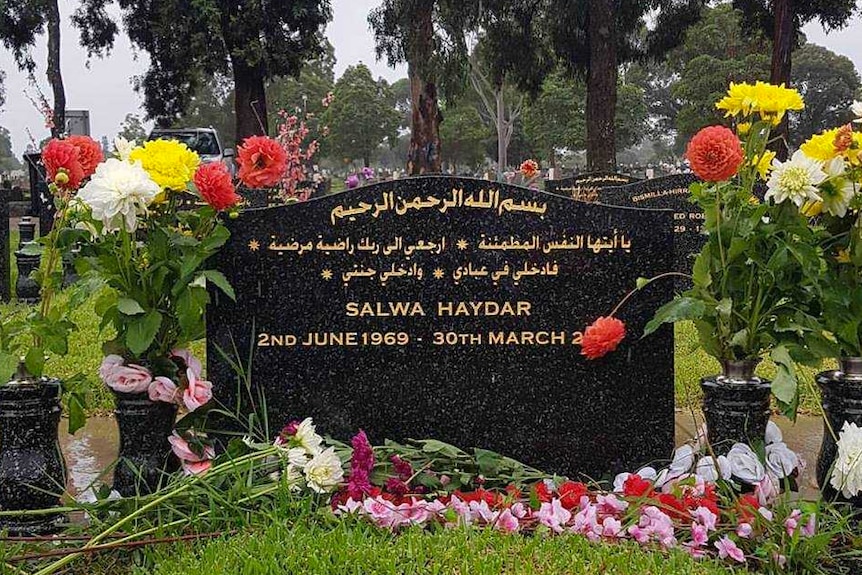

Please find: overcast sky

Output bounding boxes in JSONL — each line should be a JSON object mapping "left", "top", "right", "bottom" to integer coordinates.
{"left": 0, "top": 1, "right": 860, "bottom": 158}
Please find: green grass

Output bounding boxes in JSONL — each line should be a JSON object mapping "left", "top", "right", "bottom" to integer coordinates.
{"left": 136, "top": 521, "right": 741, "bottom": 575}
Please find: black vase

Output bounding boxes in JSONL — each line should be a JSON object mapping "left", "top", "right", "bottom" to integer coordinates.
{"left": 701, "top": 359, "right": 771, "bottom": 454}
{"left": 0, "top": 367, "right": 67, "bottom": 534}
{"left": 816, "top": 358, "right": 862, "bottom": 506}
{"left": 112, "top": 390, "right": 178, "bottom": 496}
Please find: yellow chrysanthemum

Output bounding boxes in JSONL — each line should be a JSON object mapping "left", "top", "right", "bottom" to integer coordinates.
{"left": 716, "top": 82, "right": 804, "bottom": 125}
{"left": 752, "top": 150, "right": 777, "bottom": 179}
{"left": 737, "top": 122, "right": 752, "bottom": 136}
{"left": 128, "top": 139, "right": 200, "bottom": 191}
{"left": 837, "top": 249, "right": 852, "bottom": 264}
{"left": 800, "top": 129, "right": 841, "bottom": 162}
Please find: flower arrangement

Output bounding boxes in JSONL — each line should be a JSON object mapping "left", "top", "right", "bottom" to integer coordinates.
{"left": 830, "top": 421, "right": 862, "bottom": 500}
{"left": 0, "top": 134, "right": 105, "bottom": 428}
{"left": 503, "top": 160, "right": 542, "bottom": 188}
{"left": 74, "top": 137, "right": 238, "bottom": 412}
{"left": 642, "top": 82, "right": 823, "bottom": 414}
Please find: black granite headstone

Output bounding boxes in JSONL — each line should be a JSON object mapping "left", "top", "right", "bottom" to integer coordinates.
{"left": 207, "top": 176, "right": 676, "bottom": 478}
{"left": 24, "top": 153, "right": 54, "bottom": 235}
{"left": 545, "top": 172, "right": 642, "bottom": 202}
{"left": 0, "top": 194, "right": 9, "bottom": 302}
{"left": 597, "top": 175, "right": 702, "bottom": 289}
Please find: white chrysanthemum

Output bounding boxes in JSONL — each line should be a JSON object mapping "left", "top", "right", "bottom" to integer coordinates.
{"left": 819, "top": 157, "right": 857, "bottom": 218}
{"left": 114, "top": 136, "right": 137, "bottom": 161}
{"left": 765, "top": 421, "right": 783, "bottom": 445}
{"left": 830, "top": 421, "right": 862, "bottom": 499}
{"left": 77, "top": 158, "right": 160, "bottom": 233}
{"left": 852, "top": 101, "right": 862, "bottom": 123}
{"left": 766, "top": 150, "right": 828, "bottom": 208}
{"left": 303, "top": 447, "right": 344, "bottom": 494}
{"left": 294, "top": 417, "right": 323, "bottom": 455}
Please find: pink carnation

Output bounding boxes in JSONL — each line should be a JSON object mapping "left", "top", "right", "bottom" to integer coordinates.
{"left": 715, "top": 536, "right": 746, "bottom": 563}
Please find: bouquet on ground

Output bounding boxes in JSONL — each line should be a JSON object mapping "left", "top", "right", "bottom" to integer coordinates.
{"left": 75, "top": 137, "right": 240, "bottom": 417}
{"left": 644, "top": 82, "right": 825, "bottom": 415}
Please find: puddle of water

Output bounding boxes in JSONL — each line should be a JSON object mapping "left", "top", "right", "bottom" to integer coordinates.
{"left": 58, "top": 414, "right": 828, "bottom": 498}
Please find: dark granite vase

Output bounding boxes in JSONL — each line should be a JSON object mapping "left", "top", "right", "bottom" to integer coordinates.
{"left": 816, "top": 358, "right": 862, "bottom": 506}
{"left": 112, "top": 390, "right": 178, "bottom": 496}
{"left": 0, "top": 367, "right": 67, "bottom": 534}
{"left": 701, "top": 359, "right": 771, "bottom": 454}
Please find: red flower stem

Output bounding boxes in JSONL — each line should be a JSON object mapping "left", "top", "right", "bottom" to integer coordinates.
{"left": 608, "top": 272, "right": 692, "bottom": 319}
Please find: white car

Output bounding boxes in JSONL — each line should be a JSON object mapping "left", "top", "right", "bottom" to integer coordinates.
{"left": 148, "top": 128, "right": 237, "bottom": 177}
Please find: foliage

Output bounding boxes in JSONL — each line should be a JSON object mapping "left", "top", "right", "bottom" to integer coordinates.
{"left": 0, "top": 125, "right": 23, "bottom": 173}
{"left": 117, "top": 113, "right": 148, "bottom": 143}
{"left": 664, "top": 4, "right": 771, "bottom": 147}
{"left": 267, "top": 39, "right": 336, "bottom": 117}
{"left": 323, "top": 64, "right": 400, "bottom": 167}
{"left": 522, "top": 70, "right": 586, "bottom": 160}
{"left": 439, "top": 103, "right": 490, "bottom": 170}
{"left": 77, "top": 0, "right": 331, "bottom": 140}
{"left": 732, "top": 0, "right": 859, "bottom": 51}
{"left": 790, "top": 43, "right": 862, "bottom": 147}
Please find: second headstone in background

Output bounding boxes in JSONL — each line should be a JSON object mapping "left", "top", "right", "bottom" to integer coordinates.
{"left": 545, "top": 172, "right": 642, "bottom": 202}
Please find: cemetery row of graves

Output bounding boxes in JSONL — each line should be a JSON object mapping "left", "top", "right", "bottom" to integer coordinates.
{"left": 1, "top": 82, "right": 862, "bottom": 574}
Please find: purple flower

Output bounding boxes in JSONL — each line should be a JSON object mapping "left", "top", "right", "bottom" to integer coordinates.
{"left": 361, "top": 167, "right": 375, "bottom": 180}
{"left": 346, "top": 174, "right": 360, "bottom": 189}
{"left": 348, "top": 430, "right": 375, "bottom": 499}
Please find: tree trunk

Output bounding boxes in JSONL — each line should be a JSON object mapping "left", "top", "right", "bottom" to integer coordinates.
{"left": 405, "top": 1, "right": 441, "bottom": 175}
{"left": 46, "top": 0, "right": 65, "bottom": 139}
{"left": 406, "top": 69, "right": 442, "bottom": 175}
{"left": 496, "top": 89, "right": 507, "bottom": 180}
{"left": 232, "top": 60, "right": 268, "bottom": 145}
{"left": 586, "top": 0, "right": 617, "bottom": 171}
{"left": 770, "top": 0, "right": 794, "bottom": 160}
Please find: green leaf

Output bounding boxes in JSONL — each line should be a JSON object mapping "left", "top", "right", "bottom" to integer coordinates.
{"left": 67, "top": 391, "right": 87, "bottom": 435}
{"left": 770, "top": 345, "right": 798, "bottom": 417}
{"left": 24, "top": 347, "right": 44, "bottom": 377}
{"left": 729, "top": 329, "right": 749, "bottom": 348}
{"left": 692, "top": 252, "right": 712, "bottom": 289}
{"left": 94, "top": 290, "right": 118, "bottom": 317}
{"left": 176, "top": 287, "right": 209, "bottom": 341}
{"left": 716, "top": 298, "right": 732, "bottom": 319}
{"left": 200, "top": 270, "right": 236, "bottom": 301}
{"left": 0, "top": 352, "right": 17, "bottom": 382}
{"left": 644, "top": 297, "right": 706, "bottom": 336}
{"left": 126, "top": 310, "right": 163, "bottom": 356}
{"left": 636, "top": 277, "right": 650, "bottom": 290}
{"left": 117, "top": 298, "right": 146, "bottom": 316}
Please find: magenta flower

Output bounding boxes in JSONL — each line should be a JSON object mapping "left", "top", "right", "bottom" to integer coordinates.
{"left": 715, "top": 536, "right": 746, "bottom": 563}
{"left": 346, "top": 174, "right": 360, "bottom": 189}
{"left": 347, "top": 430, "right": 374, "bottom": 499}
{"left": 391, "top": 455, "right": 413, "bottom": 481}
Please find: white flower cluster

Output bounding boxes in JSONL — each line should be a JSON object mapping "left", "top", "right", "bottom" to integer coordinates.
{"left": 76, "top": 137, "right": 160, "bottom": 233}
{"left": 615, "top": 422, "right": 802, "bottom": 504}
{"left": 274, "top": 418, "right": 344, "bottom": 494}
{"left": 830, "top": 421, "right": 862, "bottom": 499}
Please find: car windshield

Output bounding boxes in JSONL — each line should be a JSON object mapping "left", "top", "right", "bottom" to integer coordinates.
{"left": 152, "top": 132, "right": 220, "bottom": 156}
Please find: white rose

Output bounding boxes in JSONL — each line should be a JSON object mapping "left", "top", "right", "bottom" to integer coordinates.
{"left": 765, "top": 421, "right": 783, "bottom": 446}
{"left": 669, "top": 444, "right": 696, "bottom": 476}
{"left": 831, "top": 422, "right": 862, "bottom": 499}
{"left": 765, "top": 442, "right": 800, "bottom": 479}
{"left": 695, "top": 455, "right": 732, "bottom": 482}
{"left": 303, "top": 447, "right": 344, "bottom": 494}
{"left": 727, "top": 443, "right": 766, "bottom": 484}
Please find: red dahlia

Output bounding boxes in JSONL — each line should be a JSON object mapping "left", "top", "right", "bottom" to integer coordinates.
{"left": 41, "top": 139, "right": 85, "bottom": 190}
{"left": 194, "top": 162, "right": 240, "bottom": 211}
{"left": 581, "top": 316, "right": 626, "bottom": 360}
{"left": 685, "top": 126, "right": 745, "bottom": 182}
{"left": 66, "top": 135, "right": 104, "bottom": 178}
{"left": 237, "top": 135, "right": 288, "bottom": 189}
